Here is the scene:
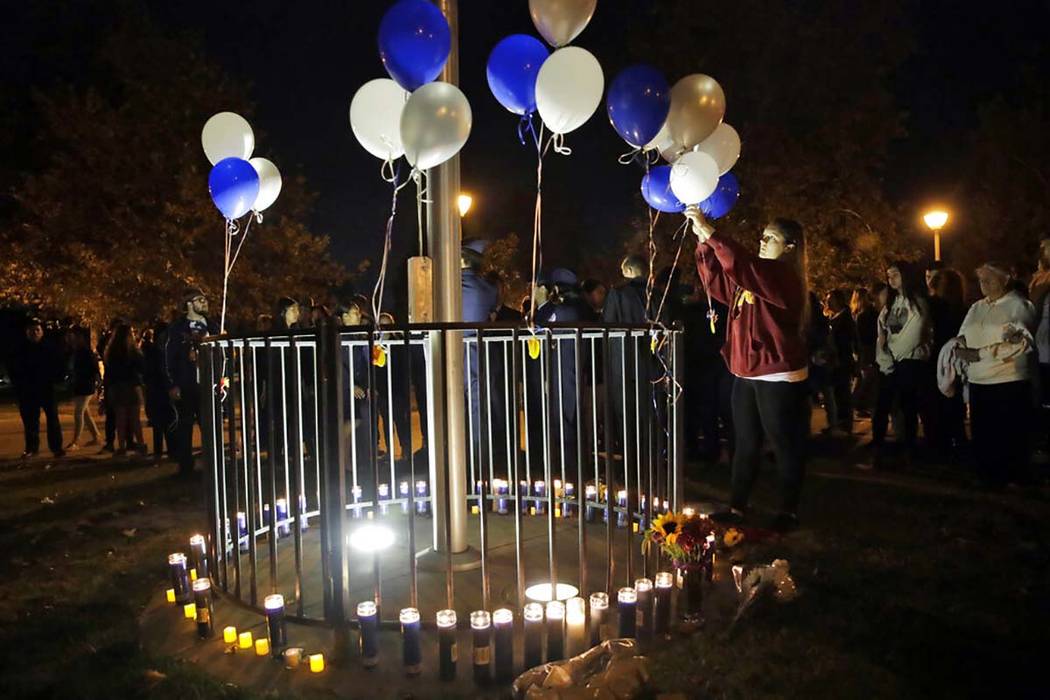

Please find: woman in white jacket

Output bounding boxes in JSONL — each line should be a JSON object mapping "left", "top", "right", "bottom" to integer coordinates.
{"left": 869, "top": 261, "right": 931, "bottom": 465}
{"left": 956, "top": 262, "right": 1036, "bottom": 487}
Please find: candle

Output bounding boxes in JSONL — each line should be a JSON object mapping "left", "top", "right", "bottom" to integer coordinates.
{"left": 534, "top": 480, "right": 546, "bottom": 514}
{"left": 284, "top": 647, "right": 302, "bottom": 669}
{"left": 616, "top": 490, "right": 628, "bottom": 528}
{"left": 545, "top": 601, "right": 565, "bottom": 661}
{"left": 263, "top": 503, "right": 271, "bottom": 528}
{"left": 400, "top": 607, "right": 422, "bottom": 676}
{"left": 399, "top": 481, "right": 410, "bottom": 514}
{"left": 190, "top": 568, "right": 198, "bottom": 582}
{"left": 585, "top": 485, "right": 597, "bottom": 522}
{"left": 378, "top": 483, "right": 390, "bottom": 516}
{"left": 237, "top": 512, "right": 249, "bottom": 552}
{"left": 471, "top": 610, "right": 492, "bottom": 685}
{"left": 168, "top": 552, "right": 192, "bottom": 605}
{"left": 564, "top": 482, "right": 575, "bottom": 517}
{"left": 351, "top": 485, "right": 362, "bottom": 519}
{"left": 183, "top": 602, "right": 197, "bottom": 620}
{"left": 495, "top": 479, "right": 509, "bottom": 515}
{"left": 589, "top": 592, "right": 608, "bottom": 647}
{"left": 357, "top": 601, "right": 379, "bottom": 668}
{"left": 565, "top": 597, "right": 587, "bottom": 657}
{"left": 264, "top": 594, "right": 287, "bottom": 658}
{"left": 299, "top": 493, "right": 310, "bottom": 530}
{"left": 471, "top": 504, "right": 480, "bottom": 515}
{"left": 192, "top": 577, "right": 214, "bottom": 639}
{"left": 617, "top": 587, "right": 637, "bottom": 639}
{"left": 523, "top": 602, "right": 543, "bottom": 670}
{"left": 166, "top": 588, "right": 176, "bottom": 604}
{"left": 238, "top": 631, "right": 253, "bottom": 650}
{"left": 654, "top": 572, "right": 673, "bottom": 636}
{"left": 276, "top": 498, "right": 290, "bottom": 537}
{"left": 634, "top": 578, "right": 653, "bottom": 647}
{"left": 436, "top": 609, "right": 457, "bottom": 681}
{"left": 415, "top": 480, "right": 429, "bottom": 516}
{"left": 223, "top": 626, "right": 238, "bottom": 644}
{"left": 681, "top": 506, "right": 695, "bottom": 518}
{"left": 309, "top": 653, "right": 325, "bottom": 673}
{"left": 493, "top": 608, "right": 514, "bottom": 683}
{"left": 255, "top": 638, "right": 270, "bottom": 656}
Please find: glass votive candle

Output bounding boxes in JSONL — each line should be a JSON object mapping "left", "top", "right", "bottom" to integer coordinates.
{"left": 399, "top": 480, "right": 410, "bottom": 513}
{"left": 183, "top": 603, "right": 197, "bottom": 620}
{"left": 166, "top": 588, "right": 176, "bottom": 604}
{"left": 223, "top": 626, "right": 238, "bottom": 644}
{"left": 238, "top": 631, "right": 253, "bottom": 650}
{"left": 545, "top": 601, "right": 565, "bottom": 662}
{"left": 255, "top": 638, "right": 270, "bottom": 657}
{"left": 276, "top": 498, "right": 290, "bottom": 537}
{"left": 309, "top": 653, "right": 325, "bottom": 673}
{"left": 589, "top": 592, "right": 608, "bottom": 646}
{"left": 357, "top": 600, "right": 379, "bottom": 668}
{"left": 585, "top": 485, "right": 597, "bottom": 522}
{"left": 351, "top": 485, "right": 363, "bottom": 519}
{"left": 534, "top": 481, "right": 547, "bottom": 514}
{"left": 471, "top": 610, "right": 492, "bottom": 685}
{"left": 617, "top": 587, "right": 637, "bottom": 639}
{"left": 189, "top": 533, "right": 209, "bottom": 581}
{"left": 634, "top": 578, "right": 653, "bottom": 646}
{"left": 436, "top": 609, "right": 457, "bottom": 682}
{"left": 168, "top": 552, "right": 192, "bottom": 605}
{"left": 192, "top": 577, "right": 214, "bottom": 639}
{"left": 565, "top": 597, "right": 587, "bottom": 657}
{"left": 284, "top": 647, "right": 302, "bottom": 669}
{"left": 378, "top": 483, "right": 390, "bottom": 516}
{"left": 237, "top": 512, "right": 249, "bottom": 553}
{"left": 400, "top": 607, "right": 422, "bottom": 676}
{"left": 654, "top": 572, "right": 673, "bottom": 636}
{"left": 523, "top": 602, "right": 544, "bottom": 670}
{"left": 415, "top": 480, "right": 429, "bottom": 516}
{"left": 299, "top": 493, "right": 310, "bottom": 530}
{"left": 493, "top": 608, "right": 514, "bottom": 683}
{"left": 264, "top": 593, "right": 287, "bottom": 658}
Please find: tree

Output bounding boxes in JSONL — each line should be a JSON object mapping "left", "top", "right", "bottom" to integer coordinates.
{"left": 1, "top": 14, "right": 345, "bottom": 328}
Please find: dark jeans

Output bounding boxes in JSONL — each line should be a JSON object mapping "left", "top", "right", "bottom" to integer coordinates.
{"left": 168, "top": 389, "right": 200, "bottom": 476}
{"left": 872, "top": 359, "right": 924, "bottom": 449}
{"left": 18, "top": 390, "right": 63, "bottom": 454}
{"left": 830, "top": 367, "right": 854, "bottom": 431}
{"left": 729, "top": 378, "right": 809, "bottom": 514}
{"left": 969, "top": 381, "right": 1031, "bottom": 487}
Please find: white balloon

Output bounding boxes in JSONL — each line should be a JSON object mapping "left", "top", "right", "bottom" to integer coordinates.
{"left": 670, "top": 151, "right": 720, "bottom": 205}
{"left": 644, "top": 120, "right": 686, "bottom": 163}
{"left": 202, "top": 112, "right": 254, "bottom": 165}
{"left": 350, "top": 78, "right": 410, "bottom": 161}
{"left": 535, "top": 46, "right": 604, "bottom": 135}
{"left": 696, "top": 123, "right": 741, "bottom": 175}
{"left": 400, "top": 81, "right": 472, "bottom": 171}
{"left": 249, "top": 157, "right": 282, "bottom": 212}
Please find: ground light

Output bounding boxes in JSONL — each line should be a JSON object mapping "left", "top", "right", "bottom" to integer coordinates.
{"left": 524, "top": 582, "right": 579, "bottom": 603}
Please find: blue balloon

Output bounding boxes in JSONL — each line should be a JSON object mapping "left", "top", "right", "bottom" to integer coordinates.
{"left": 486, "top": 34, "right": 549, "bottom": 115}
{"left": 607, "top": 65, "right": 671, "bottom": 148}
{"left": 378, "top": 0, "right": 451, "bottom": 92}
{"left": 641, "top": 165, "right": 685, "bottom": 213}
{"left": 208, "top": 157, "right": 259, "bottom": 220}
{"left": 700, "top": 172, "right": 740, "bottom": 220}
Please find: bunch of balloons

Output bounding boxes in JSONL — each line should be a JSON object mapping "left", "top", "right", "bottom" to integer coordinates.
{"left": 202, "top": 112, "right": 282, "bottom": 220}
{"left": 486, "top": 0, "right": 603, "bottom": 142}
{"left": 349, "top": 0, "right": 472, "bottom": 172}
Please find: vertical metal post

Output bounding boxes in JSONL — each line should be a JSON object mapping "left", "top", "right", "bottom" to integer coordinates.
{"left": 201, "top": 345, "right": 220, "bottom": 592}
{"left": 288, "top": 335, "right": 306, "bottom": 616}
{"left": 672, "top": 329, "right": 686, "bottom": 510}
{"left": 511, "top": 329, "right": 526, "bottom": 608}
{"left": 265, "top": 337, "right": 279, "bottom": 593}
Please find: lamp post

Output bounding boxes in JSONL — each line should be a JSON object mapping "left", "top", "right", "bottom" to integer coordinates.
{"left": 923, "top": 209, "right": 949, "bottom": 262}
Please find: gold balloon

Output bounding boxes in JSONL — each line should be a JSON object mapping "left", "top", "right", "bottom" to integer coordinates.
{"left": 666, "top": 74, "right": 726, "bottom": 151}
{"left": 529, "top": 0, "right": 598, "bottom": 48}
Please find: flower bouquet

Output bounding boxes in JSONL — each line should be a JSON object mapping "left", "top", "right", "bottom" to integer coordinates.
{"left": 643, "top": 511, "right": 716, "bottom": 624}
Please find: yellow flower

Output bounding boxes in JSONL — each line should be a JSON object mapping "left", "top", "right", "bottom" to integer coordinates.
{"left": 651, "top": 512, "right": 685, "bottom": 542}
{"left": 724, "top": 527, "right": 744, "bottom": 548}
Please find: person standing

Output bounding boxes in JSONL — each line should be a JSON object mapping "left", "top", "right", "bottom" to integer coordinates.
{"left": 927, "top": 269, "right": 969, "bottom": 455}
{"left": 851, "top": 286, "right": 879, "bottom": 417}
{"left": 461, "top": 239, "right": 499, "bottom": 477}
{"left": 690, "top": 209, "right": 810, "bottom": 531}
{"left": 825, "top": 289, "right": 857, "bottom": 434}
{"left": 66, "top": 326, "right": 101, "bottom": 449}
{"left": 602, "top": 255, "right": 650, "bottom": 457}
{"left": 104, "top": 322, "right": 146, "bottom": 455}
{"left": 141, "top": 320, "right": 171, "bottom": 462}
{"left": 10, "top": 319, "right": 65, "bottom": 459}
{"left": 163, "top": 288, "right": 214, "bottom": 478}
{"left": 955, "top": 263, "right": 1037, "bottom": 487}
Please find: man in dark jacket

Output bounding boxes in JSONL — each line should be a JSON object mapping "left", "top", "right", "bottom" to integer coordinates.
{"left": 602, "top": 255, "right": 650, "bottom": 456}
{"left": 163, "top": 288, "right": 214, "bottom": 478}
{"left": 10, "top": 319, "right": 65, "bottom": 458}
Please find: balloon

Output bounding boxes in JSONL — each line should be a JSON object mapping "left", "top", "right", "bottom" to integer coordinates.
{"left": 248, "top": 157, "right": 282, "bottom": 212}
{"left": 700, "top": 172, "right": 740, "bottom": 220}
{"left": 669, "top": 150, "right": 719, "bottom": 205}
{"left": 209, "top": 157, "right": 259, "bottom": 220}
{"left": 529, "top": 0, "right": 597, "bottom": 48}
{"left": 486, "top": 34, "right": 550, "bottom": 115}
{"left": 400, "top": 81, "right": 472, "bottom": 170}
{"left": 607, "top": 65, "right": 670, "bottom": 148}
{"left": 201, "top": 112, "right": 254, "bottom": 165}
{"left": 696, "top": 123, "right": 740, "bottom": 175}
{"left": 666, "top": 74, "right": 726, "bottom": 151}
{"left": 378, "top": 0, "right": 451, "bottom": 92}
{"left": 643, "top": 120, "right": 686, "bottom": 162}
{"left": 640, "top": 165, "right": 685, "bottom": 213}
{"left": 535, "top": 46, "right": 604, "bottom": 135}
{"left": 350, "top": 78, "right": 410, "bottom": 160}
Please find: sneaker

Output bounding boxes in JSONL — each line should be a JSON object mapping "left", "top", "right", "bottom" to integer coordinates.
{"left": 21, "top": 450, "right": 37, "bottom": 460}
{"left": 771, "top": 512, "right": 799, "bottom": 533}
{"left": 711, "top": 509, "right": 745, "bottom": 525}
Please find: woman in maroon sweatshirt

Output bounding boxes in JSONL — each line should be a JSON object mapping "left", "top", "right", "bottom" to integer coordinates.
{"left": 688, "top": 208, "right": 809, "bottom": 531}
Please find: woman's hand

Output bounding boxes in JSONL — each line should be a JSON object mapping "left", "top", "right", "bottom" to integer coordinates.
{"left": 353, "top": 386, "right": 366, "bottom": 400}
{"left": 685, "top": 207, "right": 714, "bottom": 243}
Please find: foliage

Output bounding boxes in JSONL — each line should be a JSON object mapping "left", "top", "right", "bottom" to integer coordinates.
{"left": 1, "top": 15, "right": 345, "bottom": 328}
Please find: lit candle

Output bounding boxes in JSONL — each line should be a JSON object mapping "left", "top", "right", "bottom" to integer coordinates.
{"left": 299, "top": 493, "right": 310, "bottom": 530}
{"left": 189, "top": 533, "right": 209, "bottom": 580}
{"left": 166, "top": 588, "right": 176, "bottom": 604}
{"left": 545, "top": 601, "right": 565, "bottom": 661}
{"left": 264, "top": 594, "right": 287, "bottom": 658}
{"left": 263, "top": 503, "right": 271, "bottom": 528}
{"left": 523, "top": 602, "right": 543, "bottom": 670}
{"left": 276, "top": 498, "right": 290, "bottom": 537}
{"left": 553, "top": 479, "right": 563, "bottom": 498}
{"left": 284, "top": 647, "right": 302, "bottom": 669}
{"left": 634, "top": 578, "right": 653, "bottom": 647}
{"left": 378, "top": 483, "right": 390, "bottom": 516}
{"left": 399, "top": 481, "right": 410, "bottom": 514}
{"left": 654, "top": 572, "right": 673, "bottom": 636}
{"left": 436, "top": 609, "right": 457, "bottom": 681}
{"left": 617, "top": 587, "right": 637, "bottom": 639}
{"left": 351, "top": 485, "right": 362, "bottom": 519}
{"left": 415, "top": 480, "right": 429, "bottom": 516}
{"left": 471, "top": 610, "right": 492, "bottom": 685}
{"left": 223, "top": 626, "right": 238, "bottom": 644}
{"left": 237, "top": 512, "right": 249, "bottom": 552}
{"left": 168, "top": 552, "right": 192, "bottom": 605}
{"left": 190, "top": 568, "right": 198, "bottom": 582}
{"left": 400, "top": 607, "right": 422, "bottom": 676}
{"left": 192, "top": 577, "right": 214, "bottom": 639}
{"left": 471, "top": 504, "right": 480, "bottom": 515}
{"left": 255, "top": 638, "right": 270, "bottom": 656}
{"left": 564, "top": 482, "right": 575, "bottom": 517}
{"left": 534, "top": 480, "right": 546, "bottom": 514}
{"left": 309, "top": 653, "right": 325, "bottom": 673}
{"left": 589, "top": 592, "right": 608, "bottom": 647}
{"left": 681, "top": 506, "right": 695, "bottom": 518}
{"left": 493, "top": 608, "right": 514, "bottom": 683}
{"left": 183, "top": 602, "right": 197, "bottom": 620}
{"left": 357, "top": 600, "right": 379, "bottom": 668}
{"left": 495, "top": 479, "right": 509, "bottom": 515}
{"left": 616, "top": 490, "right": 628, "bottom": 528}
{"left": 585, "top": 485, "right": 597, "bottom": 522}
{"left": 565, "top": 597, "right": 587, "bottom": 657}
{"left": 238, "top": 631, "right": 253, "bottom": 650}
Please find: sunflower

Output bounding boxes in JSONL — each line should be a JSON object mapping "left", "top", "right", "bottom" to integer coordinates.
{"left": 651, "top": 512, "right": 685, "bottom": 544}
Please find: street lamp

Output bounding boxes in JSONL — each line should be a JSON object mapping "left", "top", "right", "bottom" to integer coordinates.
{"left": 457, "top": 192, "right": 473, "bottom": 217}
{"left": 923, "top": 209, "right": 949, "bottom": 262}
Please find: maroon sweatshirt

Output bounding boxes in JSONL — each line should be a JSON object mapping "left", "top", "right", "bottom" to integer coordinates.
{"left": 695, "top": 233, "right": 807, "bottom": 378}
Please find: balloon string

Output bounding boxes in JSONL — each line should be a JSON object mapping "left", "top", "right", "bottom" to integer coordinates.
{"left": 617, "top": 147, "right": 642, "bottom": 165}
{"left": 227, "top": 211, "right": 258, "bottom": 274}
{"left": 371, "top": 163, "right": 411, "bottom": 324}
{"left": 652, "top": 219, "right": 689, "bottom": 327}
{"left": 551, "top": 132, "right": 572, "bottom": 156}
{"left": 413, "top": 168, "right": 430, "bottom": 257}
{"left": 517, "top": 111, "right": 538, "bottom": 147}
{"left": 526, "top": 125, "right": 555, "bottom": 333}
{"left": 643, "top": 157, "right": 658, "bottom": 321}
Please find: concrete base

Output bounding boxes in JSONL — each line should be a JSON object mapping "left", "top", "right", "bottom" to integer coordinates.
{"left": 415, "top": 544, "right": 482, "bottom": 573}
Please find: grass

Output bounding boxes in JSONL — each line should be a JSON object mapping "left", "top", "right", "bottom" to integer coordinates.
{"left": 1, "top": 427, "right": 1048, "bottom": 698}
